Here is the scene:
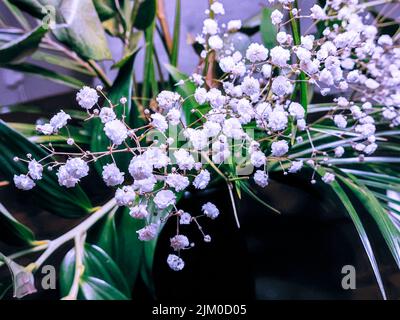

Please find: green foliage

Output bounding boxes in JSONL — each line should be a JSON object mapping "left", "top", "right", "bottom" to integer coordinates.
{"left": 60, "top": 244, "right": 130, "bottom": 299}
{"left": 0, "top": 120, "right": 92, "bottom": 218}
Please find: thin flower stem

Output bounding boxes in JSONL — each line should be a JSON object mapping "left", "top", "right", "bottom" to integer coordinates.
{"left": 32, "top": 198, "right": 117, "bottom": 271}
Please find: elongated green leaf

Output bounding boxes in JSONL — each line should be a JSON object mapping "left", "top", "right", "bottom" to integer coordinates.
{"left": 0, "top": 25, "right": 47, "bottom": 63}
{"left": 338, "top": 174, "right": 400, "bottom": 269}
{"left": 239, "top": 180, "right": 280, "bottom": 214}
{"left": 142, "top": 19, "right": 157, "bottom": 99}
{"left": 32, "top": 51, "right": 94, "bottom": 75}
{"left": 90, "top": 50, "right": 140, "bottom": 175}
{"left": 317, "top": 168, "right": 387, "bottom": 299}
{"left": 3, "top": 0, "right": 31, "bottom": 30}
{"left": 0, "top": 202, "right": 35, "bottom": 246}
{"left": 1, "top": 63, "right": 85, "bottom": 89}
{"left": 260, "top": 8, "right": 277, "bottom": 50}
{"left": 95, "top": 207, "right": 145, "bottom": 287}
{"left": 171, "top": 0, "right": 181, "bottom": 66}
{"left": 93, "top": 0, "right": 116, "bottom": 21}
{"left": 133, "top": 0, "right": 156, "bottom": 30}
{"left": 60, "top": 243, "right": 131, "bottom": 299}
{"left": 10, "top": 0, "right": 112, "bottom": 60}
{"left": 0, "top": 120, "right": 92, "bottom": 218}
{"left": 8, "top": 0, "right": 44, "bottom": 18}
{"left": 79, "top": 277, "right": 129, "bottom": 300}
{"left": 52, "top": 0, "right": 111, "bottom": 60}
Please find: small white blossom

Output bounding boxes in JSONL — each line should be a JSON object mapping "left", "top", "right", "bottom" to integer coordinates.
{"left": 271, "top": 140, "right": 289, "bottom": 157}
{"left": 271, "top": 9, "right": 283, "bottom": 25}
{"left": 271, "top": 76, "right": 292, "bottom": 96}
{"left": 151, "top": 113, "right": 168, "bottom": 132}
{"left": 28, "top": 160, "right": 43, "bottom": 180}
{"left": 154, "top": 190, "right": 176, "bottom": 209}
{"left": 137, "top": 223, "right": 159, "bottom": 241}
{"left": 76, "top": 86, "right": 98, "bottom": 109}
{"left": 202, "top": 202, "right": 220, "bottom": 219}
{"left": 115, "top": 185, "right": 136, "bottom": 206}
{"left": 322, "top": 172, "right": 335, "bottom": 184}
{"left": 102, "top": 163, "right": 124, "bottom": 186}
{"left": 170, "top": 235, "right": 190, "bottom": 251}
{"left": 174, "top": 149, "right": 195, "bottom": 170}
{"left": 223, "top": 117, "right": 244, "bottom": 139}
{"left": 99, "top": 107, "right": 116, "bottom": 123}
{"left": 208, "top": 35, "right": 223, "bottom": 50}
{"left": 288, "top": 102, "right": 305, "bottom": 119}
{"left": 166, "top": 173, "right": 190, "bottom": 192}
{"left": 288, "top": 160, "right": 303, "bottom": 173}
{"left": 334, "top": 114, "right": 347, "bottom": 129}
{"left": 334, "top": 146, "right": 345, "bottom": 157}
{"left": 104, "top": 119, "right": 128, "bottom": 145}
{"left": 253, "top": 170, "right": 268, "bottom": 187}
{"left": 50, "top": 110, "right": 71, "bottom": 131}
{"left": 251, "top": 150, "right": 266, "bottom": 168}
{"left": 210, "top": 1, "right": 224, "bottom": 15}
{"left": 193, "top": 170, "right": 211, "bottom": 189}
{"left": 203, "top": 18, "right": 218, "bottom": 35}
{"left": 270, "top": 46, "right": 290, "bottom": 67}
{"left": 180, "top": 212, "right": 192, "bottom": 224}
{"left": 156, "top": 90, "right": 181, "bottom": 111}
{"left": 246, "top": 43, "right": 269, "bottom": 63}
{"left": 167, "top": 254, "right": 185, "bottom": 271}
{"left": 129, "top": 204, "right": 149, "bottom": 219}
{"left": 14, "top": 174, "right": 35, "bottom": 190}
{"left": 268, "top": 109, "right": 288, "bottom": 131}
{"left": 227, "top": 20, "right": 242, "bottom": 31}
{"left": 129, "top": 156, "right": 153, "bottom": 180}
{"left": 36, "top": 123, "right": 54, "bottom": 135}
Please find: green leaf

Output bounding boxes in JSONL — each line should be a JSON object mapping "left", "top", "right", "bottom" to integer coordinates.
{"left": 317, "top": 168, "right": 387, "bottom": 299}
{"left": 31, "top": 51, "right": 95, "bottom": 75}
{"left": 3, "top": 0, "right": 31, "bottom": 30}
{"left": 0, "top": 120, "right": 92, "bottom": 218}
{"left": 133, "top": 0, "right": 156, "bottom": 31}
{"left": 79, "top": 277, "right": 129, "bottom": 300}
{"left": 171, "top": 0, "right": 181, "bottom": 66}
{"left": 10, "top": 0, "right": 112, "bottom": 60}
{"left": 289, "top": 3, "right": 308, "bottom": 113}
{"left": 0, "top": 202, "right": 35, "bottom": 246}
{"left": 260, "top": 8, "right": 277, "bottom": 50}
{"left": 60, "top": 243, "right": 131, "bottom": 299}
{"left": 51, "top": 0, "right": 112, "bottom": 60}
{"left": 239, "top": 180, "right": 280, "bottom": 214}
{"left": 1, "top": 63, "right": 85, "bottom": 89}
{"left": 142, "top": 19, "right": 157, "bottom": 99}
{"left": 93, "top": 0, "right": 116, "bottom": 21}
{"left": 0, "top": 25, "right": 47, "bottom": 63}
{"left": 95, "top": 207, "right": 145, "bottom": 288}
{"left": 8, "top": 0, "right": 44, "bottom": 18}
{"left": 90, "top": 50, "right": 141, "bottom": 175}
{"left": 338, "top": 174, "right": 400, "bottom": 269}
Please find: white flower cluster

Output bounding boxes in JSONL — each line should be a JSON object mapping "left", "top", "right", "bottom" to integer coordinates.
{"left": 12, "top": 0, "right": 400, "bottom": 271}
